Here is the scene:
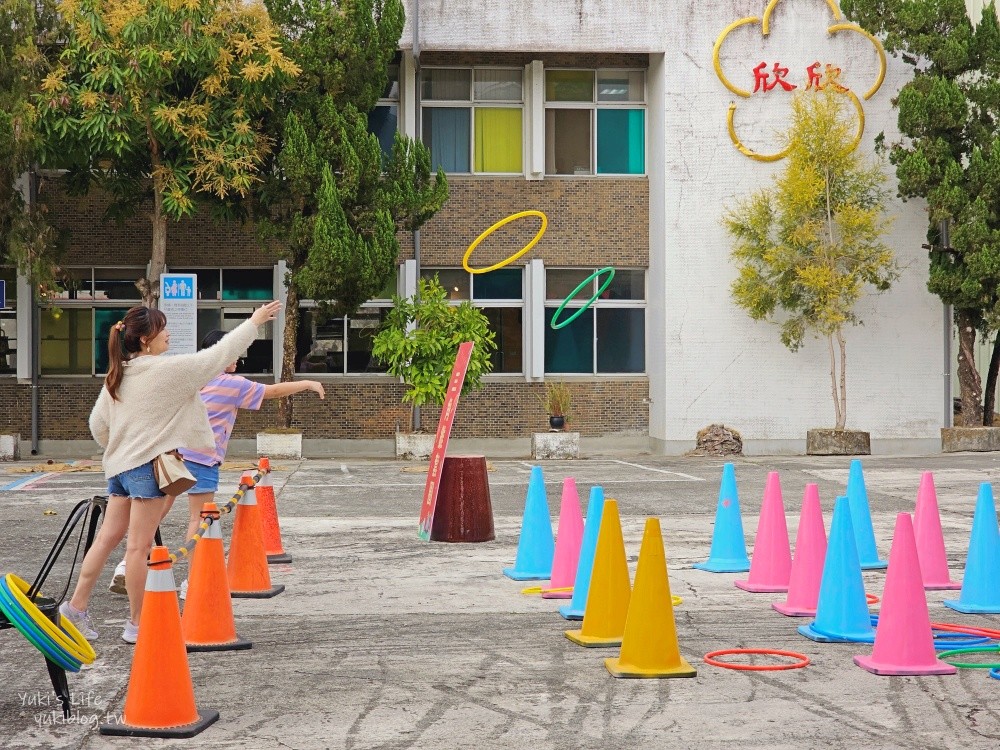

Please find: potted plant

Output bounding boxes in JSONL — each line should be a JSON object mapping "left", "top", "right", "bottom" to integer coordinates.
{"left": 723, "top": 89, "right": 897, "bottom": 455}
{"left": 372, "top": 277, "right": 497, "bottom": 458}
{"left": 540, "top": 381, "right": 572, "bottom": 431}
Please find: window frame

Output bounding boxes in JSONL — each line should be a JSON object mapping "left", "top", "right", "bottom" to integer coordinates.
{"left": 543, "top": 266, "right": 647, "bottom": 375}
{"left": 421, "top": 66, "right": 526, "bottom": 176}
{"left": 543, "top": 68, "right": 648, "bottom": 178}
{"left": 421, "top": 266, "right": 526, "bottom": 376}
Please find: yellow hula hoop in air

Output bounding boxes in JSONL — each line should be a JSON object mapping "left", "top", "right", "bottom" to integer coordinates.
{"left": 462, "top": 210, "right": 548, "bottom": 274}
{"left": 4, "top": 574, "right": 96, "bottom": 664}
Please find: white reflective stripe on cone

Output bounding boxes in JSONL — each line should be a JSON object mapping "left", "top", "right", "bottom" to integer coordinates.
{"left": 202, "top": 519, "right": 222, "bottom": 540}
{"left": 145, "top": 567, "right": 177, "bottom": 593}
{"left": 239, "top": 475, "right": 257, "bottom": 505}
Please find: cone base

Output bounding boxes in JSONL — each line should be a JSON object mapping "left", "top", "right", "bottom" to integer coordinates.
{"left": 922, "top": 580, "right": 962, "bottom": 591}
{"left": 771, "top": 601, "right": 816, "bottom": 617}
{"left": 859, "top": 560, "right": 888, "bottom": 570}
{"left": 853, "top": 654, "right": 957, "bottom": 676}
{"left": 558, "top": 605, "right": 584, "bottom": 621}
{"left": 540, "top": 590, "right": 572, "bottom": 600}
{"left": 502, "top": 567, "right": 551, "bottom": 581}
{"left": 798, "top": 622, "right": 875, "bottom": 644}
{"left": 186, "top": 636, "right": 253, "bottom": 653}
{"left": 942, "top": 599, "right": 1000, "bottom": 615}
{"left": 735, "top": 579, "right": 789, "bottom": 593}
{"left": 605, "top": 656, "right": 697, "bottom": 679}
{"left": 564, "top": 629, "right": 622, "bottom": 648}
{"left": 693, "top": 559, "right": 750, "bottom": 573}
{"left": 266, "top": 553, "right": 292, "bottom": 564}
{"left": 99, "top": 709, "right": 219, "bottom": 738}
{"left": 231, "top": 584, "right": 285, "bottom": 599}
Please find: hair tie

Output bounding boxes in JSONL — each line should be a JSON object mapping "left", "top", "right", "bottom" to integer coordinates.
{"left": 114, "top": 321, "right": 125, "bottom": 332}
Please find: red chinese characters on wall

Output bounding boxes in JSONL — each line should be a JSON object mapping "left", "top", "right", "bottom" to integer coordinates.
{"left": 754, "top": 61, "right": 849, "bottom": 93}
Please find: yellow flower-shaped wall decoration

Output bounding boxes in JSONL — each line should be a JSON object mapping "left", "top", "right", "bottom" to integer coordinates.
{"left": 713, "top": 0, "right": 886, "bottom": 162}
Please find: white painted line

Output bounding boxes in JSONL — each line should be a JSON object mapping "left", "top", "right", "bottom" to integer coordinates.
{"left": 610, "top": 459, "right": 705, "bottom": 481}
{"left": 291, "top": 477, "right": 703, "bottom": 488}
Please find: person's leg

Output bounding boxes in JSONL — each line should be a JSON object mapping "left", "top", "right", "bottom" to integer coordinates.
{"left": 109, "top": 494, "right": 175, "bottom": 594}
{"left": 68, "top": 495, "right": 130, "bottom": 612}
{"left": 123, "top": 496, "right": 171, "bottom": 627}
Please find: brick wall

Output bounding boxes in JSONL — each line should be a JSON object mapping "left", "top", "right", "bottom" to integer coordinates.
{"left": 401, "top": 177, "right": 649, "bottom": 268}
{"left": 0, "top": 378, "right": 648, "bottom": 440}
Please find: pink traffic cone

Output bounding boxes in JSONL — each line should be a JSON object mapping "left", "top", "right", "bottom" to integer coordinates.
{"left": 772, "top": 484, "right": 827, "bottom": 616}
{"left": 854, "top": 513, "right": 957, "bottom": 676}
{"left": 542, "top": 478, "right": 585, "bottom": 599}
{"left": 735, "top": 472, "right": 792, "bottom": 593}
{"left": 913, "top": 472, "right": 961, "bottom": 590}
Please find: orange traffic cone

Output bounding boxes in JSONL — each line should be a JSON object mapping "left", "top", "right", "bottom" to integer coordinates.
{"left": 227, "top": 472, "right": 285, "bottom": 599}
{"left": 99, "top": 546, "right": 219, "bottom": 738}
{"left": 256, "top": 457, "right": 292, "bottom": 564}
{"left": 605, "top": 518, "right": 696, "bottom": 678}
{"left": 182, "top": 503, "right": 252, "bottom": 652}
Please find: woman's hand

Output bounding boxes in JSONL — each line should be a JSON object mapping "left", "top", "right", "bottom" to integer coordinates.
{"left": 306, "top": 381, "right": 326, "bottom": 399}
{"left": 250, "top": 300, "right": 283, "bottom": 326}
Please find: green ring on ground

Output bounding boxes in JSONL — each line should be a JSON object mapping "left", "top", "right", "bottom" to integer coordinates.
{"left": 550, "top": 267, "right": 616, "bottom": 330}
{"left": 936, "top": 645, "right": 1000, "bottom": 669}
{"left": 0, "top": 579, "right": 82, "bottom": 671}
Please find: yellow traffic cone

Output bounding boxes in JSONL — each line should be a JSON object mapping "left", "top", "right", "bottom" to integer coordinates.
{"left": 605, "top": 518, "right": 696, "bottom": 678}
{"left": 565, "top": 500, "right": 631, "bottom": 648}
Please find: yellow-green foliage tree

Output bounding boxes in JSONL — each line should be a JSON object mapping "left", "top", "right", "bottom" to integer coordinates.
{"left": 724, "top": 90, "right": 897, "bottom": 430}
{"left": 35, "top": 0, "right": 300, "bottom": 305}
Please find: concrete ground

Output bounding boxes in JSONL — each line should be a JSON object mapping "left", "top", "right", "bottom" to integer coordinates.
{"left": 1, "top": 451, "right": 999, "bottom": 750}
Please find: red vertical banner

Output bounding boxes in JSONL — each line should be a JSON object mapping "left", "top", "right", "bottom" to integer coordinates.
{"left": 418, "top": 341, "right": 475, "bottom": 540}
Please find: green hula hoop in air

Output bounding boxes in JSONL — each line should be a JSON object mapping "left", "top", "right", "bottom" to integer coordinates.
{"left": 550, "top": 267, "right": 616, "bottom": 330}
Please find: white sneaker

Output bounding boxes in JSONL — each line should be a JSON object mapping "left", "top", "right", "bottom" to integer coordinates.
{"left": 59, "top": 602, "right": 98, "bottom": 641}
{"left": 109, "top": 559, "right": 127, "bottom": 595}
{"left": 178, "top": 579, "right": 188, "bottom": 600}
{"left": 121, "top": 619, "right": 139, "bottom": 644}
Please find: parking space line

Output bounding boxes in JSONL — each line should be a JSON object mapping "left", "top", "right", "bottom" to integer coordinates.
{"left": 610, "top": 459, "right": 705, "bottom": 481}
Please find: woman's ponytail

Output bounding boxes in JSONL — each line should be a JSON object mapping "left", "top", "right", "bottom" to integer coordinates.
{"left": 104, "top": 306, "right": 167, "bottom": 401}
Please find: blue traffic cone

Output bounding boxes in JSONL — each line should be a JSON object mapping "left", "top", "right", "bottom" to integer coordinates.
{"left": 846, "top": 460, "right": 887, "bottom": 570}
{"left": 503, "top": 466, "right": 555, "bottom": 581}
{"left": 693, "top": 463, "right": 750, "bottom": 572}
{"left": 943, "top": 483, "right": 1000, "bottom": 614}
{"left": 799, "top": 496, "right": 876, "bottom": 643}
{"left": 559, "top": 486, "right": 605, "bottom": 620}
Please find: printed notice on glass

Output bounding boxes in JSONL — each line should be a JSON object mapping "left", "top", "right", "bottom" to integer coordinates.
{"left": 159, "top": 273, "right": 198, "bottom": 355}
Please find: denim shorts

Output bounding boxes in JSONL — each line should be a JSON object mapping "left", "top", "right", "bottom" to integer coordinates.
{"left": 185, "top": 459, "right": 220, "bottom": 494}
{"left": 107, "top": 461, "right": 165, "bottom": 500}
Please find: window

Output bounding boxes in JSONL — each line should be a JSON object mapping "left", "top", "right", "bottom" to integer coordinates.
{"left": 171, "top": 268, "right": 275, "bottom": 373}
{"left": 421, "top": 267, "right": 524, "bottom": 374}
{"left": 545, "top": 69, "right": 646, "bottom": 176}
{"left": 544, "top": 269, "right": 645, "bottom": 374}
{"left": 368, "top": 63, "right": 399, "bottom": 163}
{"left": 0, "top": 267, "right": 16, "bottom": 375}
{"left": 40, "top": 267, "right": 145, "bottom": 375}
{"left": 422, "top": 68, "right": 523, "bottom": 175}
{"left": 295, "top": 272, "right": 397, "bottom": 375}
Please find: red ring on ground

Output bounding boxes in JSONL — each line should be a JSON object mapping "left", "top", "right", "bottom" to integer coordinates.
{"left": 930, "top": 622, "right": 1000, "bottom": 640}
{"left": 866, "top": 593, "right": 880, "bottom": 605}
{"left": 703, "top": 648, "right": 810, "bottom": 671}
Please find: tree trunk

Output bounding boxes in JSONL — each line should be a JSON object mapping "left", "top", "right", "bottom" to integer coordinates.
{"left": 956, "top": 309, "right": 984, "bottom": 426}
{"left": 137, "top": 125, "right": 166, "bottom": 307}
{"left": 983, "top": 332, "right": 1000, "bottom": 426}
{"left": 277, "top": 284, "right": 299, "bottom": 429}
{"left": 828, "top": 334, "right": 842, "bottom": 429}
{"left": 836, "top": 329, "right": 847, "bottom": 430}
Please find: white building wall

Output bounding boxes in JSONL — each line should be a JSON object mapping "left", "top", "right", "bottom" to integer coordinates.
{"left": 401, "top": 0, "right": 945, "bottom": 452}
{"left": 656, "top": 0, "right": 941, "bottom": 453}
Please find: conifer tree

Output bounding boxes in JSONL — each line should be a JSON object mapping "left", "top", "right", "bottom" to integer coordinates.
{"left": 259, "top": 0, "right": 448, "bottom": 426}
{"left": 843, "top": 0, "right": 1000, "bottom": 425}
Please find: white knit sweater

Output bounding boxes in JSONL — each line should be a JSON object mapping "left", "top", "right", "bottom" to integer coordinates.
{"left": 89, "top": 319, "right": 260, "bottom": 479}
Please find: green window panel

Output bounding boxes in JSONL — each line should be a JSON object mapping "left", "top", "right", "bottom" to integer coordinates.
{"left": 597, "top": 109, "right": 644, "bottom": 174}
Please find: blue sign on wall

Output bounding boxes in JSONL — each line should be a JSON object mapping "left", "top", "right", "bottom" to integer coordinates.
{"left": 0, "top": 279, "right": 6, "bottom": 310}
